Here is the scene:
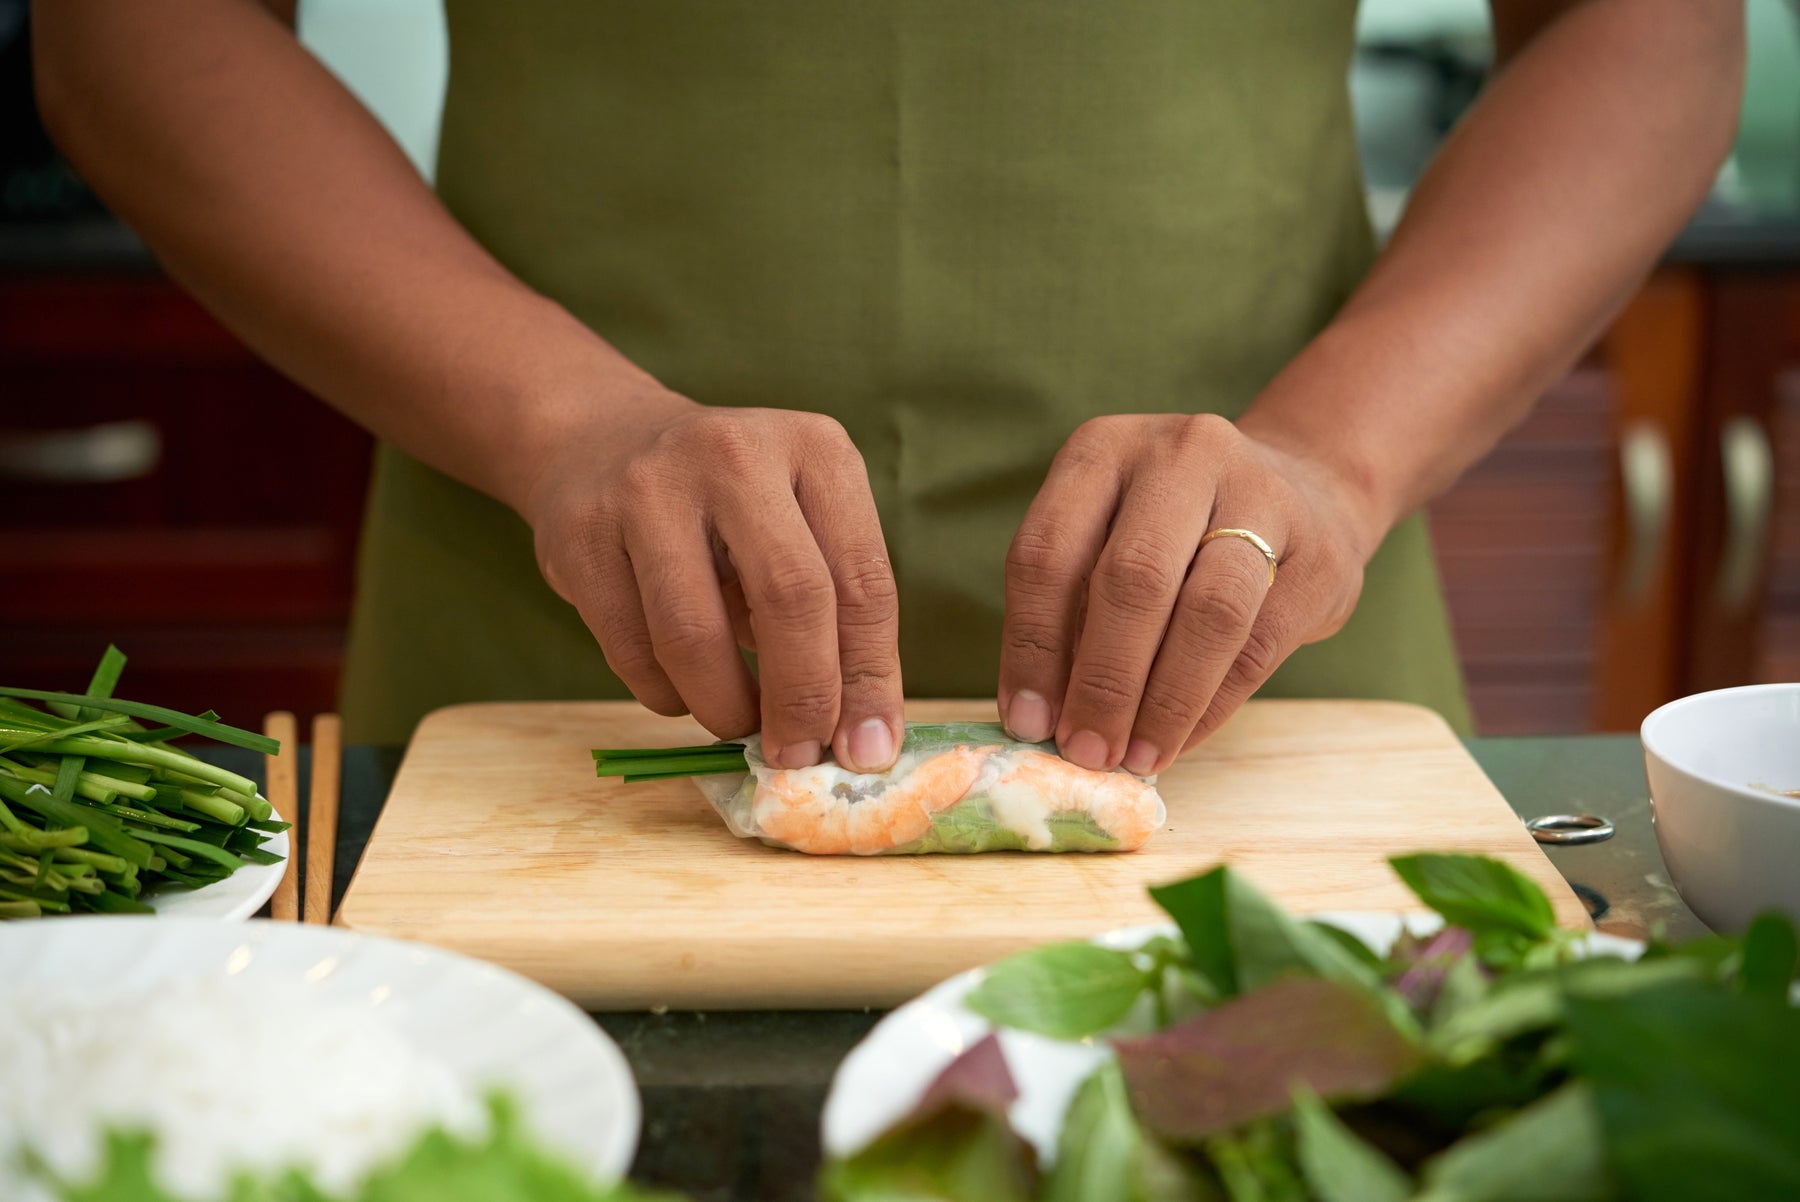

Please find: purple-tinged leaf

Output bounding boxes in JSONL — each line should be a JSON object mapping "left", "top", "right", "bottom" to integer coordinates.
{"left": 825, "top": 1034, "right": 1038, "bottom": 1202}
{"left": 1392, "top": 927, "right": 1476, "bottom": 1013}
{"left": 1114, "top": 977, "right": 1423, "bottom": 1142}
{"left": 913, "top": 1032, "right": 1019, "bottom": 1122}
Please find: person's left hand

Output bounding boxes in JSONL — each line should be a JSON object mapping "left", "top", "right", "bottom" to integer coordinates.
{"left": 997, "top": 413, "right": 1388, "bottom": 775}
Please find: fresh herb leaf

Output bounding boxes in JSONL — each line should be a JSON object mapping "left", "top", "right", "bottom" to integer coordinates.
{"left": 1388, "top": 854, "right": 1556, "bottom": 942}
{"left": 1148, "top": 870, "right": 1238, "bottom": 995}
{"left": 821, "top": 1039, "right": 1036, "bottom": 1202}
{"left": 1413, "top": 1082, "right": 1613, "bottom": 1202}
{"left": 1203, "top": 1121, "right": 1308, "bottom": 1202}
{"left": 36, "top": 1096, "right": 680, "bottom": 1202}
{"left": 1389, "top": 927, "right": 1474, "bottom": 1014}
{"left": 964, "top": 943, "right": 1150, "bottom": 1039}
{"left": 1114, "top": 978, "right": 1423, "bottom": 1142}
{"left": 1737, "top": 912, "right": 1799, "bottom": 1000}
{"left": 1566, "top": 978, "right": 1800, "bottom": 1202}
{"left": 1044, "top": 1061, "right": 1205, "bottom": 1202}
{"left": 914, "top": 1032, "right": 1020, "bottom": 1117}
{"left": 1290, "top": 1086, "right": 1411, "bottom": 1202}
{"left": 1150, "top": 867, "right": 1397, "bottom": 1007}
{"left": 819, "top": 1106, "right": 1039, "bottom": 1202}
{"left": 1304, "top": 921, "right": 1384, "bottom": 970}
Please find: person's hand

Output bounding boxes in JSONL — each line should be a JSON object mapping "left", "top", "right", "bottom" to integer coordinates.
{"left": 521, "top": 391, "right": 903, "bottom": 772}
{"left": 997, "top": 413, "right": 1387, "bottom": 775}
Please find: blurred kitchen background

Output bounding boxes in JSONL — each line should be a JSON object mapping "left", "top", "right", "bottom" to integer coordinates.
{"left": 3, "top": 0, "right": 1798, "bottom": 735}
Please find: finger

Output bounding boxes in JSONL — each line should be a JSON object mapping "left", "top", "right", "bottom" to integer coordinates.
{"left": 713, "top": 540, "right": 757, "bottom": 651}
{"left": 717, "top": 490, "right": 841, "bottom": 769}
{"left": 1125, "top": 526, "right": 1278, "bottom": 774}
{"left": 998, "top": 443, "right": 1123, "bottom": 745}
{"left": 563, "top": 535, "right": 687, "bottom": 718}
{"left": 628, "top": 513, "right": 760, "bottom": 739}
{"left": 1054, "top": 476, "right": 1207, "bottom": 770}
{"left": 1184, "top": 576, "right": 1307, "bottom": 748}
{"left": 796, "top": 450, "right": 903, "bottom": 773}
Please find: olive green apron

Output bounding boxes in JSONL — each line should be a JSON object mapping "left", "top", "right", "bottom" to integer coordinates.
{"left": 341, "top": 0, "right": 1471, "bottom": 745}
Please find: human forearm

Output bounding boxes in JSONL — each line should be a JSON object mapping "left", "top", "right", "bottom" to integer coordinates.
{"left": 1238, "top": 0, "right": 1744, "bottom": 555}
{"left": 32, "top": 0, "right": 666, "bottom": 514}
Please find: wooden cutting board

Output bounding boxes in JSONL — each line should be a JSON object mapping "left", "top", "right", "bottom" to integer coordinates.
{"left": 337, "top": 699, "right": 1586, "bottom": 1009}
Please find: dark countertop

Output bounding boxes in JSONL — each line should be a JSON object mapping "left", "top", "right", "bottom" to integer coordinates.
{"left": 201, "top": 732, "right": 1702, "bottom": 1202}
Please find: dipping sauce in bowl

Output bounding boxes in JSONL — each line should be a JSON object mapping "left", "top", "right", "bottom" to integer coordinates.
{"left": 1641, "top": 683, "right": 1800, "bottom": 933}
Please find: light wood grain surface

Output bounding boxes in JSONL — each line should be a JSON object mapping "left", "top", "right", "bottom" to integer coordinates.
{"left": 337, "top": 699, "right": 1588, "bottom": 1009}
{"left": 263, "top": 711, "right": 299, "bottom": 922}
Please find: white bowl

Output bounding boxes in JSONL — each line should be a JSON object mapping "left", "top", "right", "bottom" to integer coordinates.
{"left": 1641, "top": 683, "right": 1800, "bottom": 933}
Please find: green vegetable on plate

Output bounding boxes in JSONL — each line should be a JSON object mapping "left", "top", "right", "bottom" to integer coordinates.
{"left": 27, "top": 1095, "right": 682, "bottom": 1202}
{"left": 823, "top": 852, "right": 1800, "bottom": 1202}
{"left": 0, "top": 646, "right": 285, "bottom": 918}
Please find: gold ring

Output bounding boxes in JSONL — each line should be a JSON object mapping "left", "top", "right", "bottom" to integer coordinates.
{"left": 1200, "top": 527, "right": 1278, "bottom": 588}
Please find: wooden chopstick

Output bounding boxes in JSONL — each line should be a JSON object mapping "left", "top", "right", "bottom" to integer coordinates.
{"left": 303, "top": 713, "right": 342, "bottom": 925}
{"left": 264, "top": 711, "right": 300, "bottom": 922}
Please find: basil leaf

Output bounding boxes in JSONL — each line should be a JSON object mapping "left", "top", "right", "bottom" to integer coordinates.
{"left": 1428, "top": 955, "right": 1708, "bottom": 1064}
{"left": 964, "top": 942, "right": 1150, "bottom": 1039}
{"left": 1426, "top": 951, "right": 1491, "bottom": 1029}
{"left": 1414, "top": 1082, "right": 1614, "bottom": 1202}
{"left": 1388, "top": 1055, "right": 1557, "bottom": 1131}
{"left": 1290, "top": 1087, "right": 1412, "bottom": 1202}
{"left": 819, "top": 1106, "right": 1039, "bottom": 1202}
{"left": 1390, "top": 927, "right": 1475, "bottom": 1014}
{"left": 1115, "top": 978, "right": 1424, "bottom": 1142}
{"left": 1389, "top": 854, "right": 1556, "bottom": 942}
{"left": 1203, "top": 1121, "right": 1308, "bottom": 1202}
{"left": 1566, "top": 978, "right": 1800, "bottom": 1202}
{"left": 1305, "top": 920, "right": 1385, "bottom": 969}
{"left": 1738, "top": 912, "right": 1799, "bottom": 1000}
{"left": 1150, "top": 867, "right": 1397, "bottom": 1011}
{"left": 1045, "top": 1062, "right": 1204, "bottom": 1202}
{"left": 1149, "top": 869, "right": 1238, "bottom": 995}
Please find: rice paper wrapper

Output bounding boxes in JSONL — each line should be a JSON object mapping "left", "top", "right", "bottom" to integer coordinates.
{"left": 694, "top": 721, "right": 1166, "bottom": 855}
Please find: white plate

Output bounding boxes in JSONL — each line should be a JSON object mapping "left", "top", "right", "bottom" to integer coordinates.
{"left": 142, "top": 800, "right": 288, "bottom": 921}
{"left": 823, "top": 913, "right": 1644, "bottom": 1162}
{"left": 0, "top": 918, "right": 640, "bottom": 1182}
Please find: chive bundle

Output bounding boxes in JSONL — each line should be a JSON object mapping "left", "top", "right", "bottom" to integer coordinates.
{"left": 0, "top": 646, "right": 285, "bottom": 919}
{"left": 591, "top": 744, "right": 749, "bottom": 783}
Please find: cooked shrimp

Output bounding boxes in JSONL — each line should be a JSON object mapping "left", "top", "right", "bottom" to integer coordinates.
{"left": 985, "top": 750, "right": 1164, "bottom": 850}
{"left": 750, "top": 763, "right": 853, "bottom": 854}
{"left": 752, "top": 744, "right": 996, "bottom": 854}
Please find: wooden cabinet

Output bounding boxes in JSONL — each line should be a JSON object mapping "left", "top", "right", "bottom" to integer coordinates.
{"left": 0, "top": 274, "right": 372, "bottom": 723}
{"left": 1429, "top": 366, "right": 1615, "bottom": 734}
{"left": 1695, "top": 273, "right": 1800, "bottom": 689}
{"left": 1432, "top": 267, "right": 1800, "bottom": 735}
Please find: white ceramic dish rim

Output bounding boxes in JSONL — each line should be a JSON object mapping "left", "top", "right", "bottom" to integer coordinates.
{"left": 0, "top": 916, "right": 641, "bottom": 1183}
{"left": 1640, "top": 683, "right": 1800, "bottom": 813}
{"left": 823, "top": 913, "right": 1645, "bottom": 1163}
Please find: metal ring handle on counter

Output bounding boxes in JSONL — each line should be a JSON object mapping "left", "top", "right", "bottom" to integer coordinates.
{"left": 0, "top": 420, "right": 162, "bottom": 484}
{"left": 1526, "top": 814, "right": 1616, "bottom": 845}
{"left": 1616, "top": 421, "right": 1672, "bottom": 604}
{"left": 1715, "top": 415, "right": 1774, "bottom": 614}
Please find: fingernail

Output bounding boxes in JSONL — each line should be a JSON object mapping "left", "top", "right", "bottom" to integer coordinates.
{"left": 846, "top": 719, "right": 896, "bottom": 772}
{"left": 1062, "top": 729, "right": 1110, "bottom": 771}
{"left": 776, "top": 740, "right": 821, "bottom": 769}
{"left": 1006, "top": 690, "right": 1054, "bottom": 743}
{"left": 1123, "top": 739, "right": 1160, "bottom": 777}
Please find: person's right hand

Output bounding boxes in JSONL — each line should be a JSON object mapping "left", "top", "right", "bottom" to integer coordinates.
{"left": 519, "top": 391, "right": 904, "bottom": 772}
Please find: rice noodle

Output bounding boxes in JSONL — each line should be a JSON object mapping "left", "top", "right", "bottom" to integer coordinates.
{"left": 0, "top": 978, "right": 483, "bottom": 1200}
